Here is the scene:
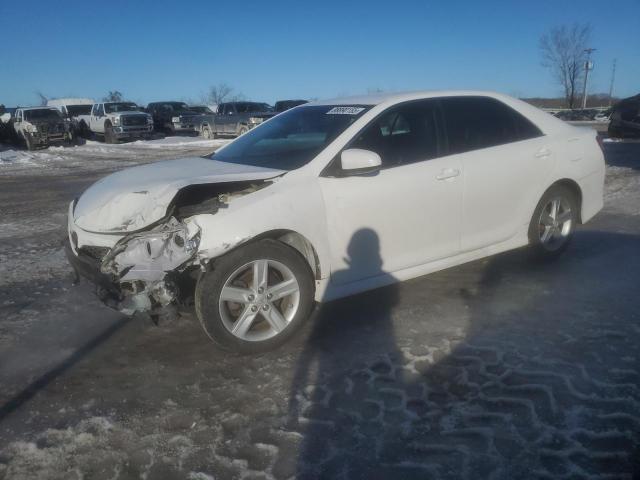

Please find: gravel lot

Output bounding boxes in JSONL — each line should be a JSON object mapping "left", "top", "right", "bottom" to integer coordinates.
{"left": 0, "top": 136, "right": 639, "bottom": 479}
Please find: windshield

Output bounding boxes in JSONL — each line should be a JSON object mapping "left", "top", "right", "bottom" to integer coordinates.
{"left": 24, "top": 109, "right": 62, "bottom": 121}
{"left": 234, "top": 102, "right": 273, "bottom": 113}
{"left": 105, "top": 102, "right": 138, "bottom": 113}
{"left": 211, "top": 105, "right": 370, "bottom": 170}
{"left": 66, "top": 105, "right": 92, "bottom": 116}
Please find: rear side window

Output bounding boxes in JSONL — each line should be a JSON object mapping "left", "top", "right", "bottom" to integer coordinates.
{"left": 441, "top": 97, "right": 542, "bottom": 155}
{"left": 350, "top": 99, "right": 442, "bottom": 168}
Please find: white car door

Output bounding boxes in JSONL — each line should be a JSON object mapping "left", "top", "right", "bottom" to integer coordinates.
{"left": 319, "top": 100, "right": 463, "bottom": 286}
{"left": 92, "top": 104, "right": 105, "bottom": 133}
{"left": 439, "top": 96, "right": 555, "bottom": 252}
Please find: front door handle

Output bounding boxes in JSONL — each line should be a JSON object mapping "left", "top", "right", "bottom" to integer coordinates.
{"left": 436, "top": 168, "right": 460, "bottom": 180}
{"left": 535, "top": 148, "right": 552, "bottom": 159}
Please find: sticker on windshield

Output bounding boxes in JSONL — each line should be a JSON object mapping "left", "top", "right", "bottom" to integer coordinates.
{"left": 326, "top": 106, "right": 366, "bottom": 115}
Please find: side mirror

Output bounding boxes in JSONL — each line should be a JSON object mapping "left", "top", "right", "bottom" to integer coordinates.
{"left": 340, "top": 149, "right": 382, "bottom": 176}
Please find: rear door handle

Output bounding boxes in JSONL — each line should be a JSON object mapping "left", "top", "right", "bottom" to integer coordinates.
{"left": 535, "top": 148, "right": 551, "bottom": 158}
{"left": 436, "top": 168, "right": 460, "bottom": 180}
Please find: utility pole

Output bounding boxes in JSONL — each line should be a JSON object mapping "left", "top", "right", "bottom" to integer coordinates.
{"left": 608, "top": 59, "right": 617, "bottom": 106}
{"left": 582, "top": 48, "right": 596, "bottom": 109}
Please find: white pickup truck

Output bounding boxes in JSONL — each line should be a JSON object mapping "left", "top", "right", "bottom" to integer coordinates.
{"left": 76, "top": 102, "right": 154, "bottom": 143}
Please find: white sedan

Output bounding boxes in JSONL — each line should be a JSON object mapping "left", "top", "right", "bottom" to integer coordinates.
{"left": 66, "top": 91, "right": 605, "bottom": 353}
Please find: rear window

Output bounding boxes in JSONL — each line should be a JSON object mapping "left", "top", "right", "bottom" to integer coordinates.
{"left": 441, "top": 97, "right": 542, "bottom": 155}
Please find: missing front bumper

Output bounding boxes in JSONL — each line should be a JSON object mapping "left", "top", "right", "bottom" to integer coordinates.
{"left": 64, "top": 239, "right": 179, "bottom": 316}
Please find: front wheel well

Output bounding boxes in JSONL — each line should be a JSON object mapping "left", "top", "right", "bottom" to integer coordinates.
{"left": 551, "top": 179, "right": 583, "bottom": 223}
{"left": 207, "top": 230, "right": 319, "bottom": 280}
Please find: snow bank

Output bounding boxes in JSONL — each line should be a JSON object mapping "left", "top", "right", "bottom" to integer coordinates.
{"left": 0, "top": 148, "right": 65, "bottom": 167}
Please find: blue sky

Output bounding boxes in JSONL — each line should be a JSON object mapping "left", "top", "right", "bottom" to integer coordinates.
{"left": 1, "top": 0, "right": 638, "bottom": 107}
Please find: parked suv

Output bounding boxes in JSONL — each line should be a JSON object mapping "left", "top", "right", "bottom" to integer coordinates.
{"left": 12, "top": 107, "right": 72, "bottom": 150}
{"left": 197, "top": 102, "right": 275, "bottom": 139}
{"left": 76, "top": 102, "right": 154, "bottom": 143}
{"left": 608, "top": 94, "right": 640, "bottom": 138}
{"left": 66, "top": 91, "right": 604, "bottom": 354}
{"left": 147, "top": 102, "right": 201, "bottom": 134}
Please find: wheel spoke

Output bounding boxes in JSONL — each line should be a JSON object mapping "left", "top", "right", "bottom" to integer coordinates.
{"left": 540, "top": 214, "right": 554, "bottom": 227}
{"left": 231, "top": 307, "right": 258, "bottom": 337}
{"left": 266, "top": 278, "right": 298, "bottom": 301}
{"left": 556, "top": 210, "right": 572, "bottom": 224}
{"left": 550, "top": 199, "right": 560, "bottom": 219}
{"left": 220, "top": 286, "right": 252, "bottom": 303}
{"left": 253, "top": 260, "right": 269, "bottom": 291}
{"left": 263, "top": 304, "right": 287, "bottom": 333}
{"left": 540, "top": 226, "right": 554, "bottom": 243}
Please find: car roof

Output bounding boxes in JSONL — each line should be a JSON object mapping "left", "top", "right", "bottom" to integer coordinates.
{"left": 18, "top": 106, "right": 59, "bottom": 111}
{"left": 307, "top": 90, "right": 573, "bottom": 135}
{"left": 309, "top": 90, "right": 522, "bottom": 106}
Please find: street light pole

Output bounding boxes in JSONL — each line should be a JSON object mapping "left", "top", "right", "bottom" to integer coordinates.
{"left": 608, "top": 59, "right": 617, "bottom": 106}
{"left": 582, "top": 48, "right": 596, "bottom": 109}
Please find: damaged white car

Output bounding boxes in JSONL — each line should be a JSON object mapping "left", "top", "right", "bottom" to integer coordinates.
{"left": 66, "top": 91, "right": 605, "bottom": 353}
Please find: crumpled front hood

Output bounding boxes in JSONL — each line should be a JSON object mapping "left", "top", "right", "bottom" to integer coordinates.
{"left": 73, "top": 157, "right": 284, "bottom": 233}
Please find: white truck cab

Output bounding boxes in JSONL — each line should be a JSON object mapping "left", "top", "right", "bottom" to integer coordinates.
{"left": 76, "top": 102, "right": 153, "bottom": 143}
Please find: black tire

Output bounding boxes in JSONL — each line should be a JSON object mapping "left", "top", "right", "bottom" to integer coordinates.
{"left": 237, "top": 125, "right": 248, "bottom": 137}
{"left": 528, "top": 184, "right": 579, "bottom": 259}
{"left": 195, "top": 239, "right": 315, "bottom": 354}
{"left": 104, "top": 122, "right": 116, "bottom": 144}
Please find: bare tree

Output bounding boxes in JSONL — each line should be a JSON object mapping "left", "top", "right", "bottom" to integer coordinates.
{"left": 102, "top": 91, "right": 124, "bottom": 102}
{"left": 540, "top": 24, "right": 592, "bottom": 109}
{"left": 35, "top": 91, "right": 48, "bottom": 106}
{"left": 202, "top": 83, "right": 244, "bottom": 105}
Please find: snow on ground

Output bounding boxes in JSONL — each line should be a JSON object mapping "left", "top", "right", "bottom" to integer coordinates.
{"left": 0, "top": 138, "right": 639, "bottom": 479}
{"left": 0, "top": 136, "right": 230, "bottom": 176}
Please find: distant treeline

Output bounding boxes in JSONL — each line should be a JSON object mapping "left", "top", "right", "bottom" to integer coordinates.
{"left": 522, "top": 93, "right": 619, "bottom": 109}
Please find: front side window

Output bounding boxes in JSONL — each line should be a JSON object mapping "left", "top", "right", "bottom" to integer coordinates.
{"left": 350, "top": 99, "right": 442, "bottom": 168}
{"left": 211, "top": 105, "right": 370, "bottom": 171}
{"left": 441, "top": 97, "right": 542, "bottom": 155}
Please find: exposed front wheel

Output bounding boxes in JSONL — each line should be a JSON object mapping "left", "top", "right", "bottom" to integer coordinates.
{"left": 528, "top": 185, "right": 578, "bottom": 259}
{"left": 195, "top": 240, "right": 315, "bottom": 354}
{"left": 201, "top": 125, "right": 214, "bottom": 139}
{"left": 237, "top": 126, "right": 248, "bottom": 137}
{"left": 24, "top": 133, "right": 36, "bottom": 151}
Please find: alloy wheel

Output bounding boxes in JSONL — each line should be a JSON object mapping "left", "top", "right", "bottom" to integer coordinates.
{"left": 218, "top": 259, "right": 300, "bottom": 341}
{"left": 538, "top": 196, "right": 573, "bottom": 251}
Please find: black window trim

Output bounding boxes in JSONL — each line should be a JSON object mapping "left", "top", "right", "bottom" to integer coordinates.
{"left": 321, "top": 98, "right": 447, "bottom": 177}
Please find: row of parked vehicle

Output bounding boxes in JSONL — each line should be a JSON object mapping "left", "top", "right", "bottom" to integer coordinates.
{"left": 0, "top": 98, "right": 308, "bottom": 150}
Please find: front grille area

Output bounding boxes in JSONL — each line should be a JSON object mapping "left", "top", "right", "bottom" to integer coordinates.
{"left": 121, "top": 115, "right": 147, "bottom": 126}
{"left": 79, "top": 246, "right": 110, "bottom": 262}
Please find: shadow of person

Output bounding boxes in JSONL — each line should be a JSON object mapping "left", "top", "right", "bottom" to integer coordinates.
{"left": 287, "top": 228, "right": 404, "bottom": 478}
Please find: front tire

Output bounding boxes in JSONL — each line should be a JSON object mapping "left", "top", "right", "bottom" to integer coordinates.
{"left": 237, "top": 125, "right": 248, "bottom": 137}
{"left": 195, "top": 240, "right": 315, "bottom": 354}
{"left": 104, "top": 122, "right": 116, "bottom": 144}
{"left": 201, "top": 125, "right": 215, "bottom": 139}
{"left": 528, "top": 184, "right": 579, "bottom": 259}
{"left": 24, "top": 133, "right": 36, "bottom": 151}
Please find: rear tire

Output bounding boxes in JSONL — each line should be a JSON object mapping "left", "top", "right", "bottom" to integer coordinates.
{"left": 528, "top": 184, "right": 579, "bottom": 259}
{"left": 195, "top": 240, "right": 315, "bottom": 354}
